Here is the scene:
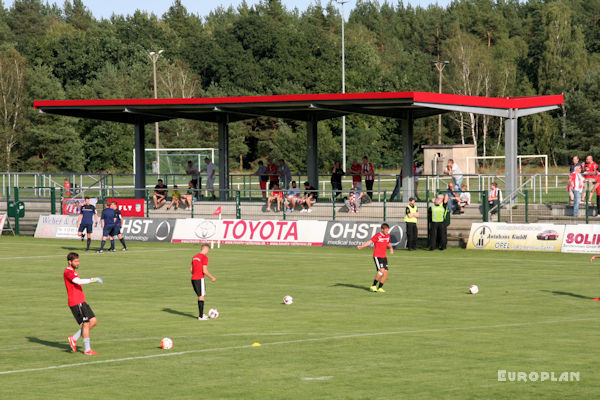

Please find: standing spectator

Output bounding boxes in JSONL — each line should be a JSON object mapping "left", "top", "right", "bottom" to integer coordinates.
{"left": 331, "top": 161, "right": 345, "bottom": 200}
{"left": 153, "top": 179, "right": 168, "bottom": 209}
{"left": 278, "top": 159, "right": 292, "bottom": 190}
{"left": 414, "top": 162, "right": 423, "bottom": 196}
{"left": 570, "top": 156, "right": 583, "bottom": 173}
{"left": 428, "top": 194, "right": 449, "bottom": 251}
{"left": 286, "top": 181, "right": 300, "bottom": 212}
{"left": 443, "top": 159, "right": 463, "bottom": 188}
{"left": 389, "top": 168, "right": 401, "bottom": 202}
{"left": 361, "top": 156, "right": 375, "bottom": 199}
{"left": 404, "top": 197, "right": 419, "bottom": 251}
{"left": 266, "top": 184, "right": 284, "bottom": 212}
{"left": 185, "top": 160, "right": 201, "bottom": 192}
{"left": 569, "top": 165, "right": 584, "bottom": 217}
{"left": 349, "top": 159, "right": 362, "bottom": 190}
{"left": 584, "top": 155, "right": 598, "bottom": 193}
{"left": 64, "top": 179, "right": 72, "bottom": 196}
{"left": 201, "top": 157, "right": 216, "bottom": 200}
{"left": 266, "top": 158, "right": 279, "bottom": 190}
{"left": 446, "top": 182, "right": 461, "bottom": 215}
{"left": 254, "top": 160, "right": 268, "bottom": 200}
{"left": 459, "top": 184, "right": 470, "bottom": 213}
{"left": 488, "top": 182, "right": 502, "bottom": 215}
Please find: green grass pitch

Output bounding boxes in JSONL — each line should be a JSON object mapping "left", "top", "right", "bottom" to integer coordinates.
{"left": 1, "top": 237, "right": 599, "bottom": 399}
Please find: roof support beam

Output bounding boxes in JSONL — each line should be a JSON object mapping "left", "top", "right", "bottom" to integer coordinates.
{"left": 505, "top": 117, "right": 518, "bottom": 204}
{"left": 413, "top": 102, "right": 510, "bottom": 118}
{"left": 401, "top": 115, "right": 415, "bottom": 202}
{"left": 307, "top": 113, "right": 319, "bottom": 188}
{"left": 218, "top": 114, "right": 230, "bottom": 200}
{"left": 134, "top": 122, "right": 146, "bottom": 199}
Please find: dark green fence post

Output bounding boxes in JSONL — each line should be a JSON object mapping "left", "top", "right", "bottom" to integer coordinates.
{"left": 585, "top": 190, "right": 589, "bottom": 224}
{"left": 14, "top": 187, "right": 19, "bottom": 235}
{"left": 383, "top": 190, "right": 387, "bottom": 221}
{"left": 50, "top": 187, "right": 56, "bottom": 214}
{"left": 236, "top": 191, "right": 241, "bottom": 219}
{"left": 332, "top": 194, "right": 336, "bottom": 221}
{"left": 482, "top": 191, "right": 489, "bottom": 222}
{"left": 524, "top": 189, "right": 529, "bottom": 224}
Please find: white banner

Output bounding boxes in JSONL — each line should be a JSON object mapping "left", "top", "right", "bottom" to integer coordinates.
{"left": 467, "top": 222, "right": 564, "bottom": 252}
{"left": 34, "top": 215, "right": 103, "bottom": 240}
{"left": 561, "top": 225, "right": 600, "bottom": 254}
{"left": 172, "top": 218, "right": 328, "bottom": 246}
{"left": 0, "top": 214, "right": 6, "bottom": 235}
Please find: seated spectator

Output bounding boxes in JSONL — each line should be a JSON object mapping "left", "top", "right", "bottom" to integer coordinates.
{"left": 167, "top": 185, "right": 181, "bottom": 210}
{"left": 446, "top": 182, "right": 461, "bottom": 215}
{"left": 266, "top": 184, "right": 284, "bottom": 211}
{"left": 299, "top": 181, "right": 318, "bottom": 213}
{"left": 458, "top": 184, "right": 470, "bottom": 213}
{"left": 344, "top": 182, "right": 364, "bottom": 213}
{"left": 181, "top": 181, "right": 195, "bottom": 208}
{"left": 153, "top": 179, "right": 168, "bottom": 209}
{"left": 286, "top": 181, "right": 300, "bottom": 212}
{"left": 488, "top": 182, "right": 502, "bottom": 215}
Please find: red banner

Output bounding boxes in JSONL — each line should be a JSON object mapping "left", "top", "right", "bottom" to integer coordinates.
{"left": 62, "top": 198, "right": 98, "bottom": 215}
{"left": 107, "top": 198, "right": 145, "bottom": 217}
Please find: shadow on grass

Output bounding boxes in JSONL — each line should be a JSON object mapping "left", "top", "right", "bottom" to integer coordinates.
{"left": 61, "top": 246, "right": 84, "bottom": 251}
{"left": 162, "top": 308, "right": 197, "bottom": 319}
{"left": 331, "top": 283, "right": 371, "bottom": 292}
{"left": 540, "top": 290, "right": 596, "bottom": 300}
{"left": 26, "top": 336, "right": 71, "bottom": 352}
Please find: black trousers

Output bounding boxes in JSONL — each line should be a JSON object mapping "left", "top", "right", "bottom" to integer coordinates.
{"left": 365, "top": 180, "right": 374, "bottom": 199}
{"left": 406, "top": 222, "right": 418, "bottom": 250}
{"left": 331, "top": 181, "right": 342, "bottom": 199}
{"left": 429, "top": 221, "right": 447, "bottom": 250}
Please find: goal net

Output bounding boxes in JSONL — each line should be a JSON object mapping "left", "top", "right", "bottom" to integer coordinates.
{"left": 133, "top": 148, "right": 217, "bottom": 175}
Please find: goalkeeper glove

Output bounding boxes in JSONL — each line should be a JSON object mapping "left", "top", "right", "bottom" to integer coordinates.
{"left": 91, "top": 277, "right": 103, "bottom": 284}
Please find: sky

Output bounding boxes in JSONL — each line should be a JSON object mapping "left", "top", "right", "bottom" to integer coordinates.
{"left": 7, "top": 0, "right": 452, "bottom": 20}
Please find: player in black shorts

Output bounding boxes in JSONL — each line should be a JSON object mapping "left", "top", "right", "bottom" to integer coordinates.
{"left": 109, "top": 201, "right": 127, "bottom": 252}
{"left": 77, "top": 197, "right": 98, "bottom": 251}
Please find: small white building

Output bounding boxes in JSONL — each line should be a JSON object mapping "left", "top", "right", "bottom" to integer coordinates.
{"left": 422, "top": 144, "right": 477, "bottom": 175}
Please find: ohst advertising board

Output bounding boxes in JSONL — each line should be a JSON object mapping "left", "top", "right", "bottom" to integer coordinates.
{"left": 119, "top": 218, "right": 176, "bottom": 242}
{"left": 322, "top": 221, "right": 407, "bottom": 249}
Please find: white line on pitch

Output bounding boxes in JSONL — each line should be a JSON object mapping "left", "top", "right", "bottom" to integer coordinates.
{"left": 0, "top": 316, "right": 597, "bottom": 376}
{"left": 0, "top": 248, "right": 190, "bottom": 260}
{"left": 300, "top": 376, "right": 333, "bottom": 381}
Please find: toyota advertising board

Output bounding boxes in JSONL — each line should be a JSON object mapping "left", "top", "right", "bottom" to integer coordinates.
{"left": 323, "top": 221, "right": 407, "bottom": 249}
{"left": 467, "top": 222, "right": 564, "bottom": 252}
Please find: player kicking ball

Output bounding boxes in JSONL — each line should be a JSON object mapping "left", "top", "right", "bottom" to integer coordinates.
{"left": 191, "top": 244, "right": 217, "bottom": 320}
{"left": 357, "top": 223, "right": 394, "bottom": 293}
{"left": 63, "top": 252, "right": 103, "bottom": 355}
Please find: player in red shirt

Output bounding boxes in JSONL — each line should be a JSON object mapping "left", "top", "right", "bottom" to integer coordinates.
{"left": 191, "top": 244, "right": 217, "bottom": 320}
{"left": 63, "top": 252, "right": 103, "bottom": 355}
{"left": 357, "top": 223, "right": 394, "bottom": 293}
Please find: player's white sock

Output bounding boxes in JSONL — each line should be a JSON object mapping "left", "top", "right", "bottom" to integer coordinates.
{"left": 83, "top": 338, "right": 91, "bottom": 352}
{"left": 72, "top": 328, "right": 82, "bottom": 341}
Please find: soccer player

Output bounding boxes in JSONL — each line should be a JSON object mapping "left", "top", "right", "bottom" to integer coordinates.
{"left": 357, "top": 223, "right": 394, "bottom": 293}
{"left": 97, "top": 201, "right": 117, "bottom": 253}
{"left": 64, "top": 252, "right": 103, "bottom": 355}
{"left": 109, "top": 201, "right": 127, "bottom": 252}
{"left": 77, "top": 197, "right": 98, "bottom": 251}
{"left": 191, "top": 244, "right": 217, "bottom": 320}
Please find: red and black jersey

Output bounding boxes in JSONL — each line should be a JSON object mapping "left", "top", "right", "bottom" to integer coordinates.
{"left": 371, "top": 232, "right": 391, "bottom": 258}
{"left": 64, "top": 268, "right": 85, "bottom": 307}
{"left": 191, "top": 253, "right": 208, "bottom": 280}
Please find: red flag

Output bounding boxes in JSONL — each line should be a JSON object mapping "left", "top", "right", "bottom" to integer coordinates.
{"left": 212, "top": 206, "right": 222, "bottom": 215}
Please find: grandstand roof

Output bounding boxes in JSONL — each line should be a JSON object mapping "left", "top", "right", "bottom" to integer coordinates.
{"left": 33, "top": 91, "right": 564, "bottom": 124}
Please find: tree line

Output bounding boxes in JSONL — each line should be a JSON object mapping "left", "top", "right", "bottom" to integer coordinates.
{"left": 0, "top": 0, "right": 598, "bottom": 174}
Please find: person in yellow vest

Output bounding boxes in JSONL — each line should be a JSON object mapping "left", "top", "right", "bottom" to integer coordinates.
{"left": 428, "top": 194, "right": 449, "bottom": 250}
{"left": 405, "top": 197, "right": 419, "bottom": 251}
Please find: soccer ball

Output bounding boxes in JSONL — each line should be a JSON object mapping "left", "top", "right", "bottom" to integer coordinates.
{"left": 208, "top": 308, "right": 219, "bottom": 319}
{"left": 160, "top": 337, "right": 173, "bottom": 349}
{"left": 283, "top": 295, "right": 293, "bottom": 305}
{"left": 469, "top": 285, "right": 479, "bottom": 294}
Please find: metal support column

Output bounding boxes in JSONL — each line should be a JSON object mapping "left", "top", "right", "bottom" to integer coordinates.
{"left": 401, "top": 115, "right": 415, "bottom": 201}
{"left": 307, "top": 114, "right": 319, "bottom": 188}
{"left": 134, "top": 122, "right": 146, "bottom": 199}
{"left": 505, "top": 116, "right": 518, "bottom": 204}
{"left": 218, "top": 114, "right": 230, "bottom": 200}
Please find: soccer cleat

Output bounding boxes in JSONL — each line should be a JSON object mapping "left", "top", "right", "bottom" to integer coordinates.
{"left": 377, "top": 288, "right": 386, "bottom": 293}
{"left": 109, "top": 249, "right": 116, "bottom": 252}
{"left": 68, "top": 336, "right": 77, "bottom": 352}
{"left": 97, "top": 250, "right": 103, "bottom": 253}
{"left": 198, "top": 315, "right": 209, "bottom": 321}
{"left": 122, "top": 248, "right": 127, "bottom": 251}
{"left": 593, "top": 297, "right": 600, "bottom": 301}
{"left": 83, "top": 349, "right": 99, "bottom": 355}
{"left": 370, "top": 286, "right": 378, "bottom": 292}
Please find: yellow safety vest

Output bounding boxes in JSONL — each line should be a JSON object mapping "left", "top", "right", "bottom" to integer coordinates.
{"left": 405, "top": 204, "right": 418, "bottom": 223}
{"left": 431, "top": 204, "right": 446, "bottom": 222}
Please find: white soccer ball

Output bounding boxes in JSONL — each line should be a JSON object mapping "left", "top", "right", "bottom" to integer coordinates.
{"left": 283, "top": 295, "right": 293, "bottom": 305}
{"left": 469, "top": 285, "right": 479, "bottom": 295}
{"left": 208, "top": 308, "right": 219, "bottom": 319}
{"left": 160, "top": 337, "right": 173, "bottom": 350}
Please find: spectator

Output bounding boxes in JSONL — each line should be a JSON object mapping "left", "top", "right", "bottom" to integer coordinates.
{"left": 428, "top": 194, "right": 449, "bottom": 251}
{"left": 153, "top": 179, "right": 168, "bottom": 209}
{"left": 570, "top": 156, "right": 583, "bottom": 173}
{"left": 331, "top": 161, "right": 345, "bottom": 200}
{"left": 299, "top": 181, "right": 318, "bottom": 213}
{"left": 345, "top": 182, "right": 364, "bottom": 213}
{"left": 459, "top": 184, "right": 470, "bottom": 213}
{"left": 584, "top": 155, "right": 598, "bottom": 193}
{"left": 286, "top": 181, "right": 300, "bottom": 212}
{"left": 181, "top": 181, "right": 195, "bottom": 208}
{"left": 266, "top": 158, "right": 279, "bottom": 190}
{"left": 404, "top": 197, "right": 419, "bottom": 251}
{"left": 389, "top": 168, "right": 401, "bottom": 202}
{"left": 185, "top": 160, "right": 201, "bottom": 192}
{"left": 64, "top": 179, "right": 72, "bottom": 196}
{"left": 361, "top": 156, "right": 375, "bottom": 199}
{"left": 266, "top": 183, "right": 284, "bottom": 212}
{"left": 167, "top": 185, "right": 181, "bottom": 210}
{"left": 349, "top": 159, "right": 362, "bottom": 191}
{"left": 488, "top": 182, "right": 502, "bottom": 215}
{"left": 201, "top": 157, "right": 216, "bottom": 200}
{"left": 278, "top": 159, "right": 292, "bottom": 190}
{"left": 254, "top": 160, "right": 268, "bottom": 199}
{"left": 443, "top": 159, "right": 463, "bottom": 188}
{"left": 414, "top": 162, "right": 423, "bottom": 196}
{"left": 446, "top": 182, "right": 461, "bottom": 215}
{"left": 569, "top": 165, "right": 584, "bottom": 217}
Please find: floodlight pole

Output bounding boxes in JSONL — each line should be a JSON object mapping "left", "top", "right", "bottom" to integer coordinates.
{"left": 149, "top": 50, "right": 164, "bottom": 173}
{"left": 337, "top": 0, "right": 349, "bottom": 171}
{"left": 432, "top": 59, "right": 449, "bottom": 144}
